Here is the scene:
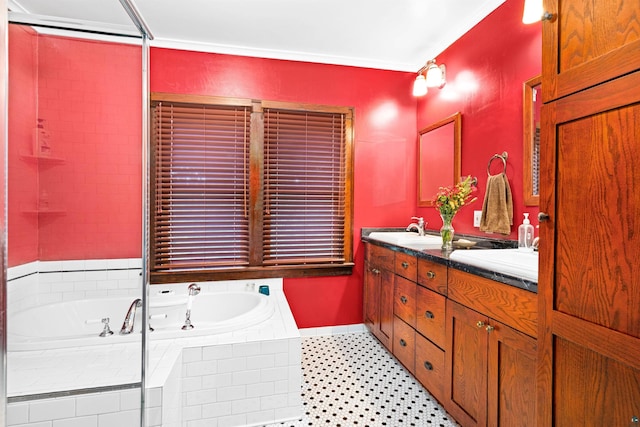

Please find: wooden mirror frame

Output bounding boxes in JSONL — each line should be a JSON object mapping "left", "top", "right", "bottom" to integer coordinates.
{"left": 417, "top": 112, "right": 461, "bottom": 207}
{"left": 523, "top": 75, "right": 541, "bottom": 206}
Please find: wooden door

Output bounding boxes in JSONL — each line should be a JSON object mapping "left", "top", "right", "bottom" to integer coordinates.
{"left": 538, "top": 73, "right": 640, "bottom": 426}
{"left": 445, "top": 299, "right": 489, "bottom": 427}
{"left": 487, "top": 320, "right": 537, "bottom": 427}
{"left": 542, "top": 0, "right": 640, "bottom": 102}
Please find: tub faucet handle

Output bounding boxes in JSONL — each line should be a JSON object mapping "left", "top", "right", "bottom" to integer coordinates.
{"left": 99, "top": 317, "right": 114, "bottom": 337}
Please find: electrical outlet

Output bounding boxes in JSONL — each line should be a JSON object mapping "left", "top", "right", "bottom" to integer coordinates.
{"left": 473, "top": 210, "right": 482, "bottom": 227}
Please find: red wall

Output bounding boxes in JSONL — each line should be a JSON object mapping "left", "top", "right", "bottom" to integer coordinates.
{"left": 8, "top": 25, "right": 39, "bottom": 265}
{"left": 7, "top": 0, "right": 540, "bottom": 329}
{"left": 150, "top": 49, "right": 418, "bottom": 328}
{"left": 414, "top": 0, "right": 542, "bottom": 238}
{"left": 8, "top": 31, "right": 142, "bottom": 265}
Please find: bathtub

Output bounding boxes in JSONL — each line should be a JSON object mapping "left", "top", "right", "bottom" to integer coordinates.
{"left": 8, "top": 290, "right": 275, "bottom": 351}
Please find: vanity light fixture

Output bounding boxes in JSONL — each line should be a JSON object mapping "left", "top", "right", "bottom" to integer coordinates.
{"left": 522, "top": 0, "right": 555, "bottom": 24}
{"left": 413, "top": 59, "right": 446, "bottom": 97}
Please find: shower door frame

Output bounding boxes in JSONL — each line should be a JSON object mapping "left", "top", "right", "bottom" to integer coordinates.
{"left": 2, "top": 1, "right": 153, "bottom": 425}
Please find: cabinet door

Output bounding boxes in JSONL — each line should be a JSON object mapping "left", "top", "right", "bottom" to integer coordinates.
{"left": 363, "top": 260, "right": 378, "bottom": 329}
{"left": 538, "top": 73, "right": 640, "bottom": 425}
{"left": 542, "top": 0, "right": 640, "bottom": 102}
{"left": 378, "top": 267, "right": 395, "bottom": 349}
{"left": 445, "top": 300, "right": 488, "bottom": 427}
{"left": 487, "top": 320, "right": 537, "bottom": 427}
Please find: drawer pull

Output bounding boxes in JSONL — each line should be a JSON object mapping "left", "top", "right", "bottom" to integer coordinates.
{"left": 400, "top": 295, "right": 408, "bottom": 304}
{"left": 399, "top": 339, "right": 407, "bottom": 347}
{"left": 423, "top": 361, "right": 433, "bottom": 371}
{"left": 426, "top": 271, "right": 436, "bottom": 279}
{"left": 425, "top": 310, "right": 435, "bottom": 319}
{"left": 402, "top": 261, "right": 409, "bottom": 269}
{"left": 476, "top": 321, "right": 486, "bottom": 328}
{"left": 371, "top": 268, "right": 380, "bottom": 274}
{"left": 486, "top": 325, "right": 495, "bottom": 333}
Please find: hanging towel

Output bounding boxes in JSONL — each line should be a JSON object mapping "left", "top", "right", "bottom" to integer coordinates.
{"left": 479, "top": 173, "right": 513, "bottom": 235}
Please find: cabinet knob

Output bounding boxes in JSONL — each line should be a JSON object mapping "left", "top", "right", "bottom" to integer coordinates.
{"left": 400, "top": 295, "right": 408, "bottom": 304}
{"left": 631, "top": 416, "right": 639, "bottom": 424}
{"left": 486, "top": 325, "right": 495, "bottom": 333}
{"left": 371, "top": 268, "right": 380, "bottom": 274}
{"left": 402, "top": 261, "right": 409, "bottom": 269}
{"left": 399, "top": 339, "right": 407, "bottom": 347}
{"left": 476, "top": 321, "right": 486, "bottom": 328}
{"left": 538, "top": 212, "right": 550, "bottom": 222}
{"left": 426, "top": 271, "right": 436, "bottom": 279}
{"left": 423, "top": 361, "right": 433, "bottom": 371}
{"left": 425, "top": 310, "right": 435, "bottom": 319}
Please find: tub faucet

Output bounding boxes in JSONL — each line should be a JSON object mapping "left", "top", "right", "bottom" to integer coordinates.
{"left": 406, "top": 217, "right": 426, "bottom": 236}
{"left": 182, "top": 283, "right": 201, "bottom": 330}
{"left": 120, "top": 298, "right": 142, "bottom": 335}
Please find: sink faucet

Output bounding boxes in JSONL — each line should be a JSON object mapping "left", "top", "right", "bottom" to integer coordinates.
{"left": 120, "top": 298, "right": 142, "bottom": 335}
{"left": 406, "top": 216, "right": 426, "bottom": 236}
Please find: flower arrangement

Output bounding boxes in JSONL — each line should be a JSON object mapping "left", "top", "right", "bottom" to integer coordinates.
{"left": 433, "top": 175, "right": 477, "bottom": 249}
{"left": 433, "top": 175, "right": 478, "bottom": 219}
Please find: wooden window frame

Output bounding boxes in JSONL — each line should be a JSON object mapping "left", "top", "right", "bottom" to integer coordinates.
{"left": 150, "top": 93, "right": 354, "bottom": 284}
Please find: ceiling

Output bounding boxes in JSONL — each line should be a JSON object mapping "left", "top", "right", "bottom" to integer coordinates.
{"left": 8, "top": 0, "right": 506, "bottom": 72}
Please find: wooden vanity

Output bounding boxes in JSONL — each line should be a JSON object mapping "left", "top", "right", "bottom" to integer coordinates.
{"left": 363, "top": 235, "right": 538, "bottom": 427}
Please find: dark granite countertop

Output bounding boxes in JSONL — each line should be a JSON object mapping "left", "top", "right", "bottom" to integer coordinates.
{"left": 361, "top": 228, "right": 537, "bottom": 293}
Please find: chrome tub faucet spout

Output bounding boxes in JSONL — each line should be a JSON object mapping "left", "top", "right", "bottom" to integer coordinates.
{"left": 406, "top": 216, "right": 426, "bottom": 236}
{"left": 119, "top": 298, "right": 142, "bottom": 335}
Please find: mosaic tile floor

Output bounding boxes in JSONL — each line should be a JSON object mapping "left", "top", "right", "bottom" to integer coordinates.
{"left": 266, "top": 332, "right": 459, "bottom": 427}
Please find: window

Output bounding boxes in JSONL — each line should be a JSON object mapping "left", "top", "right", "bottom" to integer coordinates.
{"left": 150, "top": 94, "right": 353, "bottom": 283}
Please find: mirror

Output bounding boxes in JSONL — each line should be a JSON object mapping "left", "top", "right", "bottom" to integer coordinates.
{"left": 418, "top": 112, "right": 461, "bottom": 206}
{"left": 523, "top": 75, "right": 541, "bottom": 206}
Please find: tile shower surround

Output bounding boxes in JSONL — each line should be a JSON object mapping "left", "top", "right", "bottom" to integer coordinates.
{"left": 6, "top": 262, "right": 301, "bottom": 426}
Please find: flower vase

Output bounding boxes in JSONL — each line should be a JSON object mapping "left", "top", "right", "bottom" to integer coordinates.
{"left": 440, "top": 213, "right": 455, "bottom": 250}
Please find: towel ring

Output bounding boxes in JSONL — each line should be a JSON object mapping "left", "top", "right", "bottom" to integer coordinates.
{"left": 487, "top": 152, "right": 507, "bottom": 176}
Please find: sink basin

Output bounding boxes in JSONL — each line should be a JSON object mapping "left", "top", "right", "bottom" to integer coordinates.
{"left": 368, "top": 231, "right": 442, "bottom": 248}
{"left": 449, "top": 249, "right": 538, "bottom": 282}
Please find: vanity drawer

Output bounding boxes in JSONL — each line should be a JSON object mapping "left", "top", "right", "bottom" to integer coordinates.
{"left": 366, "top": 243, "right": 395, "bottom": 271}
{"left": 415, "top": 332, "right": 445, "bottom": 404}
{"left": 415, "top": 286, "right": 446, "bottom": 349}
{"left": 394, "top": 276, "right": 416, "bottom": 327}
{"left": 417, "top": 258, "right": 448, "bottom": 295}
{"left": 448, "top": 268, "right": 537, "bottom": 337}
{"left": 395, "top": 252, "right": 417, "bottom": 282}
{"left": 393, "top": 316, "right": 416, "bottom": 374}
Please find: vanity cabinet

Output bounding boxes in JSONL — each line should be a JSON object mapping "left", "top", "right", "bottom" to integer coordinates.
{"left": 538, "top": 0, "right": 640, "bottom": 425}
{"left": 392, "top": 256, "right": 448, "bottom": 404}
{"left": 445, "top": 269, "right": 537, "bottom": 427}
{"left": 363, "top": 243, "right": 395, "bottom": 350}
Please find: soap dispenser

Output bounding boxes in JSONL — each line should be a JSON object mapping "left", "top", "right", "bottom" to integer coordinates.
{"left": 518, "top": 213, "right": 534, "bottom": 251}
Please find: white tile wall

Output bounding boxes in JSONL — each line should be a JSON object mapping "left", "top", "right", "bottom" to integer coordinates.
{"left": 6, "top": 388, "right": 150, "bottom": 427}
{"left": 7, "top": 258, "right": 142, "bottom": 315}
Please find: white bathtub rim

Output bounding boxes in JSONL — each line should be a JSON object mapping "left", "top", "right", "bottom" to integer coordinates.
{"left": 8, "top": 291, "right": 276, "bottom": 352}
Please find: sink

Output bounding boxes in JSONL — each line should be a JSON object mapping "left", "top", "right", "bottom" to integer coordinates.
{"left": 449, "top": 248, "right": 538, "bottom": 282}
{"left": 368, "top": 231, "right": 442, "bottom": 248}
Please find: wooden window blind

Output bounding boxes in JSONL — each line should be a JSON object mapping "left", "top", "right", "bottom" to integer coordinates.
{"left": 263, "top": 108, "right": 346, "bottom": 265}
{"left": 151, "top": 100, "right": 251, "bottom": 271}
{"left": 150, "top": 93, "right": 353, "bottom": 282}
